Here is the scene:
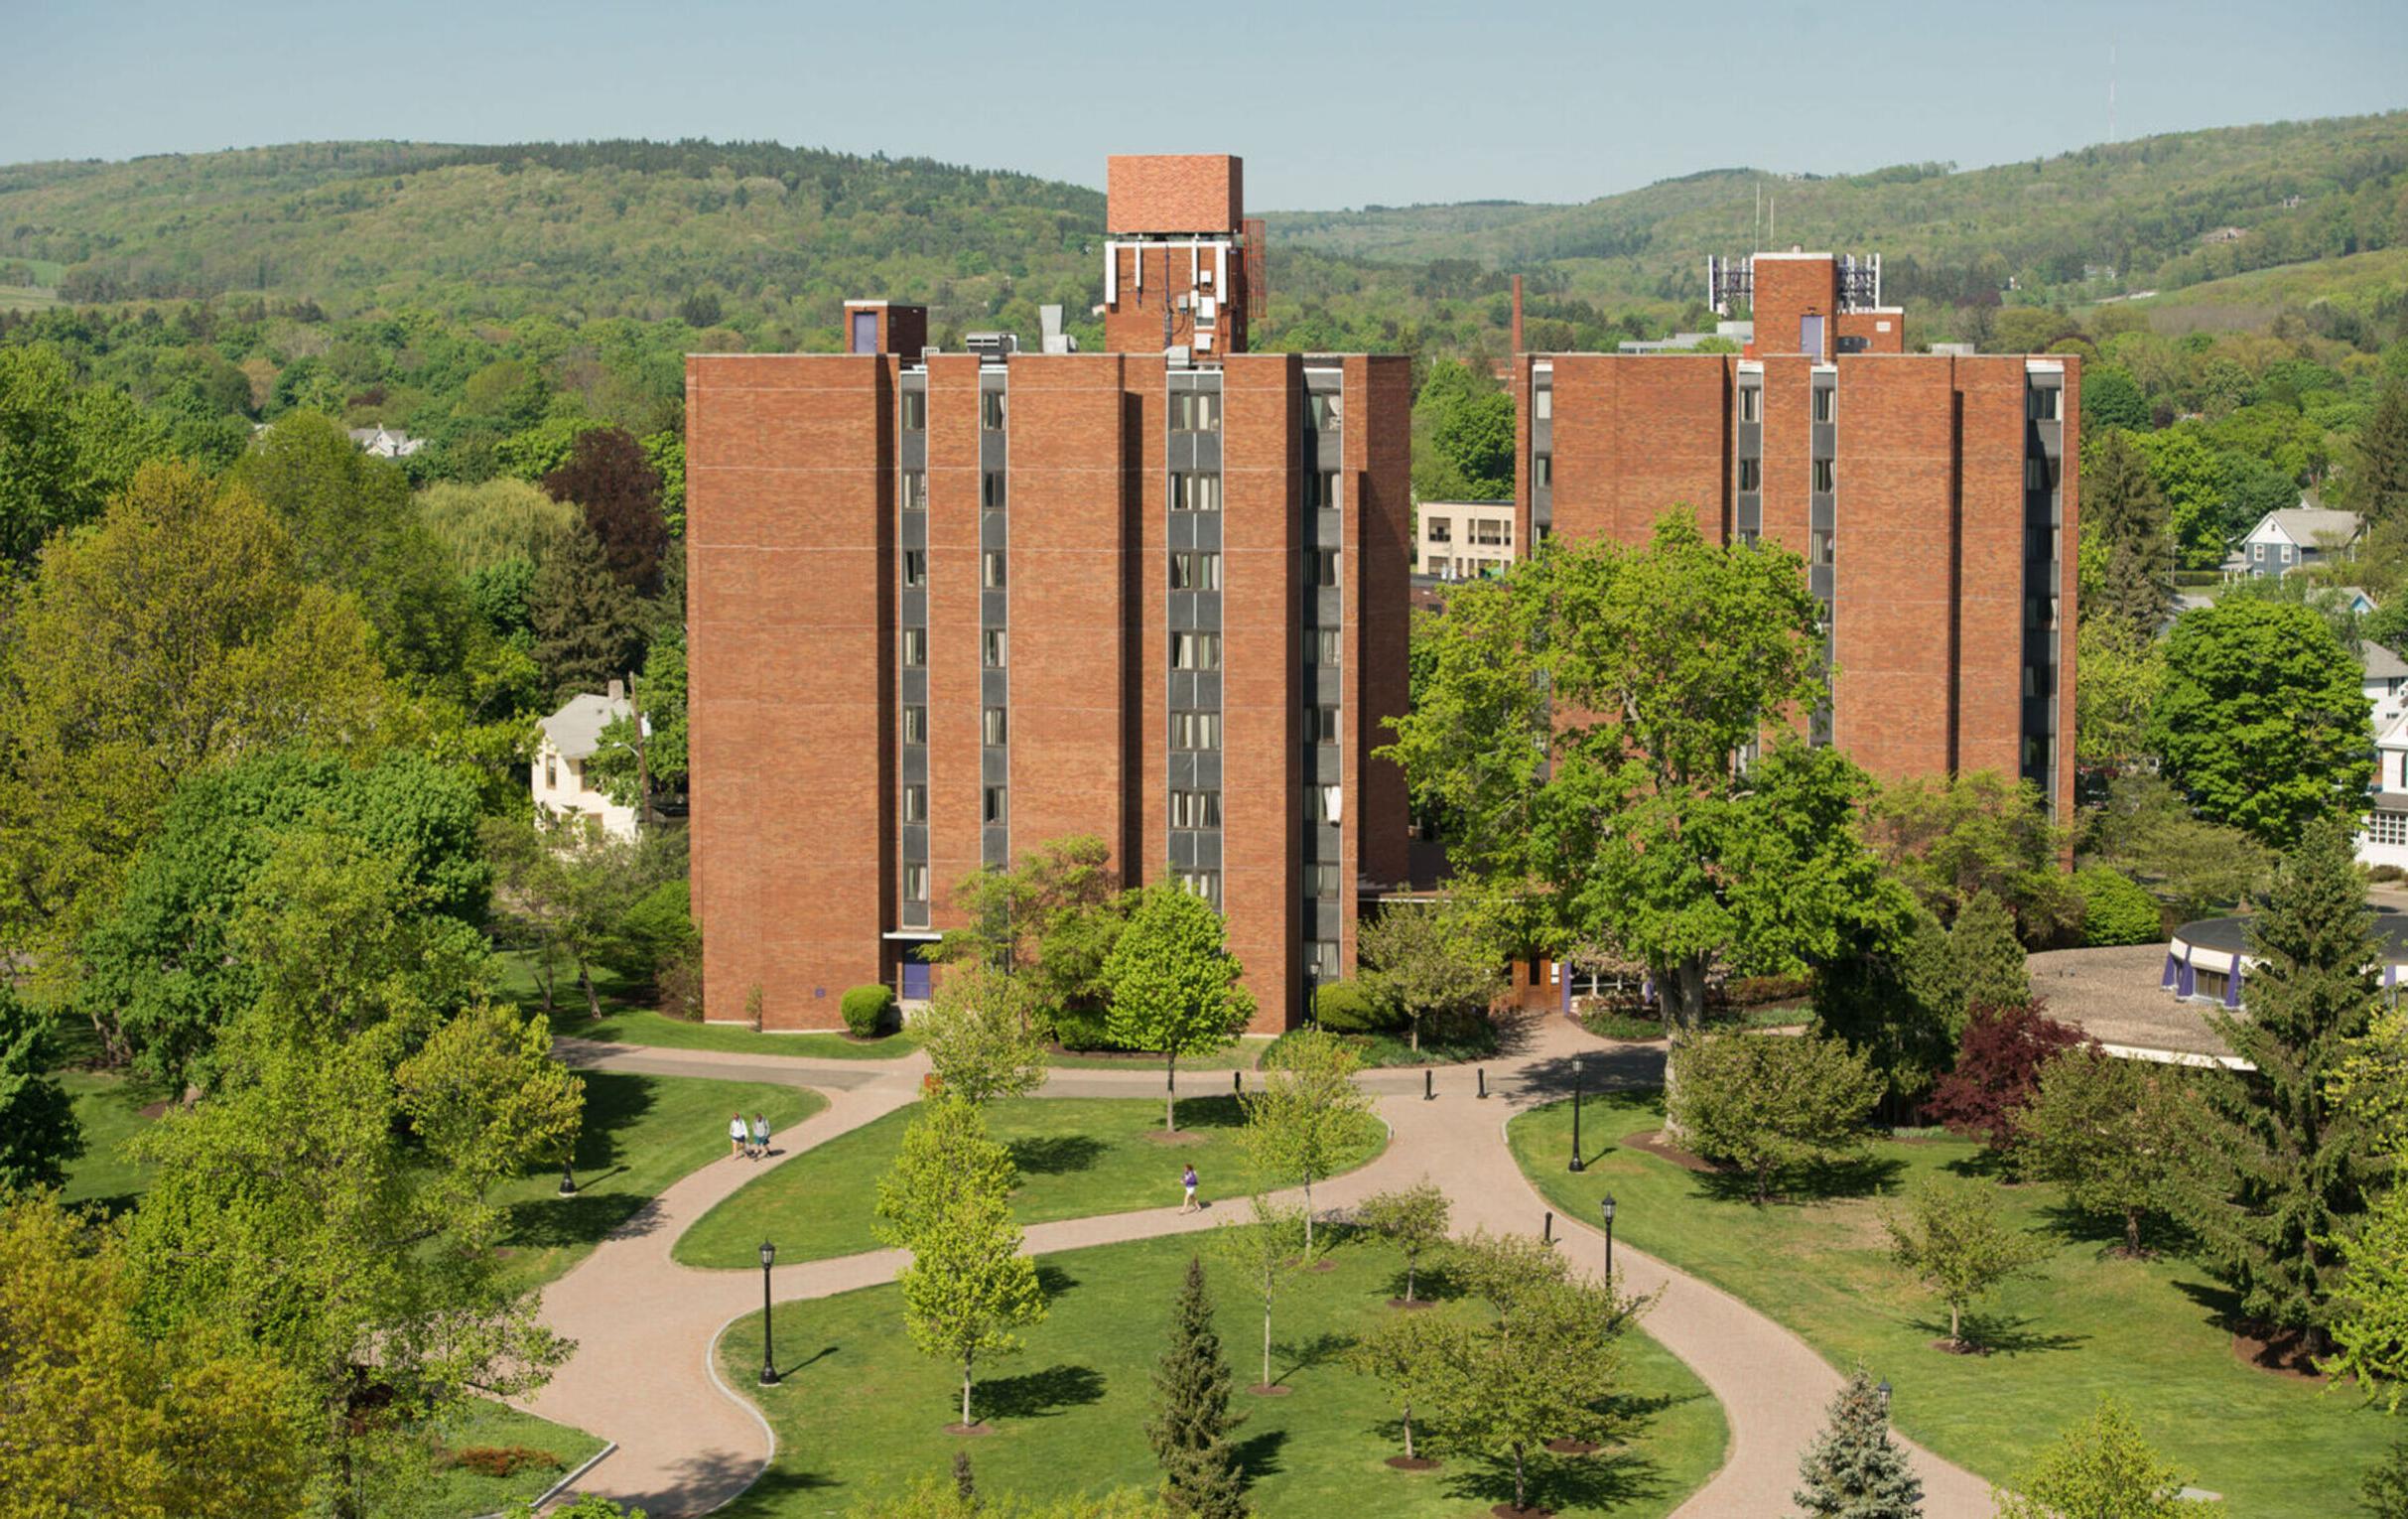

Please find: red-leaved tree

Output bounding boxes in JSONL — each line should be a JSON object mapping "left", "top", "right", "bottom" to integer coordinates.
{"left": 1923, "top": 998, "right": 2090, "bottom": 1157}
{"left": 542, "top": 427, "right": 668, "bottom": 596}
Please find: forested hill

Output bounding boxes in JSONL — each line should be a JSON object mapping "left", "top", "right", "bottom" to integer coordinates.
{"left": 0, "top": 140, "right": 1107, "bottom": 340}
{"left": 1266, "top": 112, "right": 2408, "bottom": 311}
{"left": 3, "top": 113, "right": 2405, "bottom": 355}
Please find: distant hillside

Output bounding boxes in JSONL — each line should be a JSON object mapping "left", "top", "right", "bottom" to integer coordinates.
{"left": 0, "top": 114, "right": 2402, "bottom": 354}
{"left": 1267, "top": 113, "right": 2408, "bottom": 311}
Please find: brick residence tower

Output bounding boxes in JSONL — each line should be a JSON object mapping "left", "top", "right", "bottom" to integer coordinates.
{"left": 1504, "top": 251, "right": 2076, "bottom": 1005}
{"left": 685, "top": 155, "right": 1410, "bottom": 1032}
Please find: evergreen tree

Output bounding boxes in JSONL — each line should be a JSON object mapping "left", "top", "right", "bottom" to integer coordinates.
{"left": 2083, "top": 431, "right": 2173, "bottom": 645}
{"left": 2186, "top": 818, "right": 2382, "bottom": 1357}
{"left": 1147, "top": 1256, "right": 1248, "bottom": 1519}
{"left": 1948, "top": 891, "right": 2030, "bottom": 1012}
{"left": 2357, "top": 378, "right": 2408, "bottom": 525}
{"left": 1795, "top": 1366, "right": 1923, "bottom": 1518}
{"left": 528, "top": 524, "right": 646, "bottom": 702}
{"left": 0, "top": 990, "right": 81, "bottom": 1190}
{"left": 2366, "top": 1435, "right": 2408, "bottom": 1519}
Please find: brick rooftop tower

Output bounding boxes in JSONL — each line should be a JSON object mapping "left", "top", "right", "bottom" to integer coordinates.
{"left": 1101, "top": 155, "right": 1264, "bottom": 357}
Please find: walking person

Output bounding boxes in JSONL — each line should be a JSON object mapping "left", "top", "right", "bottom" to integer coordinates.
{"left": 750, "top": 1111, "right": 771, "bottom": 1161}
{"left": 729, "top": 1111, "right": 748, "bottom": 1161}
{"left": 1180, "top": 1164, "right": 1200, "bottom": 1214}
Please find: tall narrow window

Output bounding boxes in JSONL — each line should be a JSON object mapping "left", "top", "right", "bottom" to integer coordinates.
{"left": 1172, "top": 473, "right": 1222, "bottom": 512}
{"left": 900, "top": 391, "right": 926, "bottom": 431}
{"left": 1534, "top": 386, "right": 1552, "bottom": 420}
{"left": 1309, "top": 863, "right": 1341, "bottom": 899}
{"left": 1312, "top": 549, "right": 1340, "bottom": 588}
{"left": 982, "top": 389, "right": 1006, "bottom": 430}
{"left": 901, "top": 784, "right": 926, "bottom": 823}
{"left": 1308, "top": 393, "right": 1343, "bottom": 432}
{"left": 1310, "top": 629, "right": 1341, "bottom": 666}
{"left": 1308, "top": 705, "right": 1339, "bottom": 744}
{"left": 2028, "top": 387, "right": 2061, "bottom": 421}
{"left": 1737, "top": 386, "right": 1760, "bottom": 423}
{"left": 902, "top": 550, "right": 927, "bottom": 588}
{"left": 1170, "top": 552, "right": 1221, "bottom": 591}
{"left": 983, "top": 628, "right": 1007, "bottom": 668}
{"left": 900, "top": 627, "right": 926, "bottom": 667}
{"left": 1738, "top": 459, "right": 1761, "bottom": 492}
{"left": 902, "top": 705, "right": 927, "bottom": 743}
{"left": 983, "top": 707, "right": 1007, "bottom": 746}
{"left": 904, "top": 864, "right": 930, "bottom": 901}
{"left": 983, "top": 786, "right": 1007, "bottom": 825}
{"left": 1171, "top": 391, "right": 1221, "bottom": 433}
{"left": 1171, "top": 631, "right": 1221, "bottom": 671}
{"left": 983, "top": 472, "right": 1006, "bottom": 510}
{"left": 1812, "top": 387, "right": 1834, "bottom": 423}
{"left": 1812, "top": 458, "right": 1835, "bottom": 493}
{"left": 1811, "top": 530, "right": 1835, "bottom": 566}
{"left": 1307, "top": 471, "right": 1339, "bottom": 510}
{"left": 983, "top": 551, "right": 1007, "bottom": 589}
{"left": 901, "top": 471, "right": 927, "bottom": 510}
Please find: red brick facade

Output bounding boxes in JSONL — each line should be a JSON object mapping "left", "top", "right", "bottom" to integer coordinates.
{"left": 687, "top": 349, "right": 1411, "bottom": 1032}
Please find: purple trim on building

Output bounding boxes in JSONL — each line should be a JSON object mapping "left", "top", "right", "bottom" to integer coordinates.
{"left": 2162, "top": 952, "right": 2180, "bottom": 990}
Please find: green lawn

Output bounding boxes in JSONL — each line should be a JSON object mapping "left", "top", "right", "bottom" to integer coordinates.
{"left": 711, "top": 1229, "right": 1725, "bottom": 1517}
{"left": 675, "top": 1097, "right": 1388, "bottom": 1271}
{"left": 414, "top": 1398, "right": 606, "bottom": 1518}
{"left": 1044, "top": 1040, "right": 1269, "bottom": 1071}
{"left": 492, "top": 1071, "right": 825, "bottom": 1286}
{"left": 500, "top": 952, "right": 921, "bottom": 1060}
{"left": 57, "top": 1068, "right": 164, "bottom": 1213}
{"left": 1509, "top": 1093, "right": 2390, "bottom": 1513}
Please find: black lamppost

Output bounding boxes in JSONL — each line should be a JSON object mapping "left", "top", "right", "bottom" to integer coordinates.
{"left": 1567, "top": 1054, "right": 1586, "bottom": 1173}
{"left": 557, "top": 1154, "right": 579, "bottom": 1197}
{"left": 1601, "top": 1193, "right": 1617, "bottom": 1283}
{"left": 758, "top": 1240, "right": 779, "bottom": 1386}
{"left": 1877, "top": 1379, "right": 1892, "bottom": 1418}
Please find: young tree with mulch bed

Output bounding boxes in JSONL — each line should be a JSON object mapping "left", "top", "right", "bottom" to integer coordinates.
{"left": 1924, "top": 998, "right": 2087, "bottom": 1166}
{"left": 875, "top": 1096, "right": 1047, "bottom": 1428}
{"left": 1794, "top": 1365, "right": 1923, "bottom": 1519}
{"left": 1432, "top": 1232, "right": 1635, "bottom": 1517}
{"left": 1882, "top": 1177, "right": 2051, "bottom": 1352}
{"left": 1349, "top": 1305, "right": 1468, "bottom": 1469}
{"left": 1211, "top": 1194, "right": 1312, "bottom": 1396}
{"left": 1357, "top": 1181, "right": 1451, "bottom": 1305}
{"left": 1105, "top": 885, "right": 1255, "bottom": 1132}
{"left": 1147, "top": 1256, "right": 1248, "bottom": 1519}
{"left": 1239, "top": 1028, "right": 1369, "bottom": 1250}
{"left": 916, "top": 961, "right": 1048, "bottom": 1105}
{"left": 1667, "top": 1031, "right": 1882, "bottom": 1204}
{"left": 1991, "top": 1398, "right": 2195, "bottom": 1519}
{"left": 2184, "top": 817, "right": 2384, "bottom": 1363}
{"left": 2015, "top": 1046, "right": 2201, "bottom": 1256}
{"left": 1355, "top": 899, "right": 1505, "bottom": 1053}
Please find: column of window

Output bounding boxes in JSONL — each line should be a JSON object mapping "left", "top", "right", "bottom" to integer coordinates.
{"left": 2021, "top": 377, "right": 2065, "bottom": 809}
{"left": 1303, "top": 371, "right": 1346, "bottom": 989}
{"left": 1808, "top": 372, "right": 1837, "bottom": 747}
{"left": 1167, "top": 379, "right": 1223, "bottom": 905}
{"left": 1530, "top": 368, "right": 1553, "bottom": 548}
{"left": 897, "top": 378, "right": 931, "bottom": 922}
{"left": 980, "top": 374, "right": 1009, "bottom": 866}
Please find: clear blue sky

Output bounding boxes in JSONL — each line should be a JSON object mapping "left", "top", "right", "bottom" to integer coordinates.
{"left": 2, "top": 0, "right": 2400, "bottom": 208}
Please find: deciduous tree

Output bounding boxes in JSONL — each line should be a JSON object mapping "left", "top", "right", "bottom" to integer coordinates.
{"left": 1380, "top": 515, "right": 1891, "bottom": 1045}
{"left": 1211, "top": 1194, "right": 1312, "bottom": 1395}
{"left": 1348, "top": 1303, "right": 1468, "bottom": 1465}
{"left": 1356, "top": 1181, "right": 1451, "bottom": 1304}
{"left": 1105, "top": 885, "right": 1255, "bottom": 1131}
{"left": 0, "top": 342, "right": 163, "bottom": 565}
{"left": 2150, "top": 599, "right": 2372, "bottom": 845}
{"left": 1883, "top": 1178, "right": 2051, "bottom": 1351}
{"left": 1864, "top": 773, "right": 2075, "bottom": 937}
{"left": 1239, "top": 1028, "right": 1370, "bottom": 1249}
{"left": 1925, "top": 999, "right": 2086, "bottom": 1159}
{"left": 1355, "top": 900, "right": 1505, "bottom": 1053}
{"left": 1991, "top": 1399, "right": 2196, "bottom": 1519}
{"left": 542, "top": 426, "right": 669, "bottom": 595}
{"left": 2016, "top": 1047, "right": 2199, "bottom": 1255}
{"left": 917, "top": 960, "right": 1049, "bottom": 1105}
{"left": 0, "top": 989, "right": 81, "bottom": 1190}
{"left": 1667, "top": 1032, "right": 1882, "bottom": 1203}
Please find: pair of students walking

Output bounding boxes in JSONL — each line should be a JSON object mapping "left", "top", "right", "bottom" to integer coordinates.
{"left": 729, "top": 1112, "right": 772, "bottom": 1161}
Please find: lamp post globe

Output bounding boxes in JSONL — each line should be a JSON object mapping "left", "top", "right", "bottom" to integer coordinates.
{"left": 758, "top": 1240, "right": 780, "bottom": 1386}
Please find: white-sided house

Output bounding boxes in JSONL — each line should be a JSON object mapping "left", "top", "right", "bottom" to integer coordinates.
{"left": 534, "top": 683, "right": 638, "bottom": 841}
{"left": 2361, "top": 707, "right": 2408, "bottom": 871}
{"left": 2369, "top": 641, "right": 2408, "bottom": 731}
{"left": 2225, "top": 505, "right": 2363, "bottom": 580}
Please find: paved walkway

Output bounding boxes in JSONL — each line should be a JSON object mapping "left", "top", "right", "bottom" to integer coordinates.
{"left": 522, "top": 1025, "right": 1994, "bottom": 1518}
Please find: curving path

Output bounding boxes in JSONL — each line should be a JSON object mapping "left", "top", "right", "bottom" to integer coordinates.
{"left": 521, "top": 1023, "right": 1994, "bottom": 1518}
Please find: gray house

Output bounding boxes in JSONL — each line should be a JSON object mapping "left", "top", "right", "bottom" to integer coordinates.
{"left": 2224, "top": 505, "right": 2363, "bottom": 580}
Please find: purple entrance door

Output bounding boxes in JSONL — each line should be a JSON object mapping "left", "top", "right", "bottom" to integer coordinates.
{"left": 851, "top": 310, "right": 880, "bottom": 354}
{"left": 900, "top": 959, "right": 931, "bottom": 1000}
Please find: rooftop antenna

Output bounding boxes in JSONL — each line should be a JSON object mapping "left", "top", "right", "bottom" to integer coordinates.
{"left": 1753, "top": 182, "right": 1762, "bottom": 253}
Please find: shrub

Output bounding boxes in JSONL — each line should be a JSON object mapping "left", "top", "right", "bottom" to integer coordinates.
{"left": 450, "top": 1445, "right": 564, "bottom": 1478}
{"left": 2076, "top": 866, "right": 2163, "bottom": 947}
{"left": 1311, "top": 979, "right": 1391, "bottom": 1033}
{"left": 2373, "top": 864, "right": 2408, "bottom": 886}
{"left": 1723, "top": 972, "right": 1812, "bottom": 1007}
{"left": 1924, "top": 998, "right": 2088, "bottom": 1157}
{"left": 1580, "top": 1007, "right": 1666, "bottom": 1041}
{"left": 1047, "top": 1002, "right": 1117, "bottom": 1050}
{"left": 656, "top": 940, "right": 704, "bottom": 1021}
{"left": 602, "top": 878, "right": 698, "bottom": 986}
{"left": 841, "top": 984, "right": 897, "bottom": 1038}
{"left": 1668, "top": 1032, "right": 1883, "bottom": 1203}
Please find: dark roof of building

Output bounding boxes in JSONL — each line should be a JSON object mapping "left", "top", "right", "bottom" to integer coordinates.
{"left": 2176, "top": 909, "right": 2408, "bottom": 960}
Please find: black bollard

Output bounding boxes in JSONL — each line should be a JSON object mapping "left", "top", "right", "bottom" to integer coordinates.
{"left": 1423, "top": 1068, "right": 1433, "bottom": 1101}
{"left": 1542, "top": 1209, "right": 1553, "bottom": 1245}
{"left": 1234, "top": 1069, "right": 1242, "bottom": 1096}
{"left": 1477, "top": 1066, "right": 1488, "bottom": 1100}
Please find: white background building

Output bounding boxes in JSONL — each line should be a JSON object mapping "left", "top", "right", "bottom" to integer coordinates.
{"left": 534, "top": 684, "right": 638, "bottom": 841}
